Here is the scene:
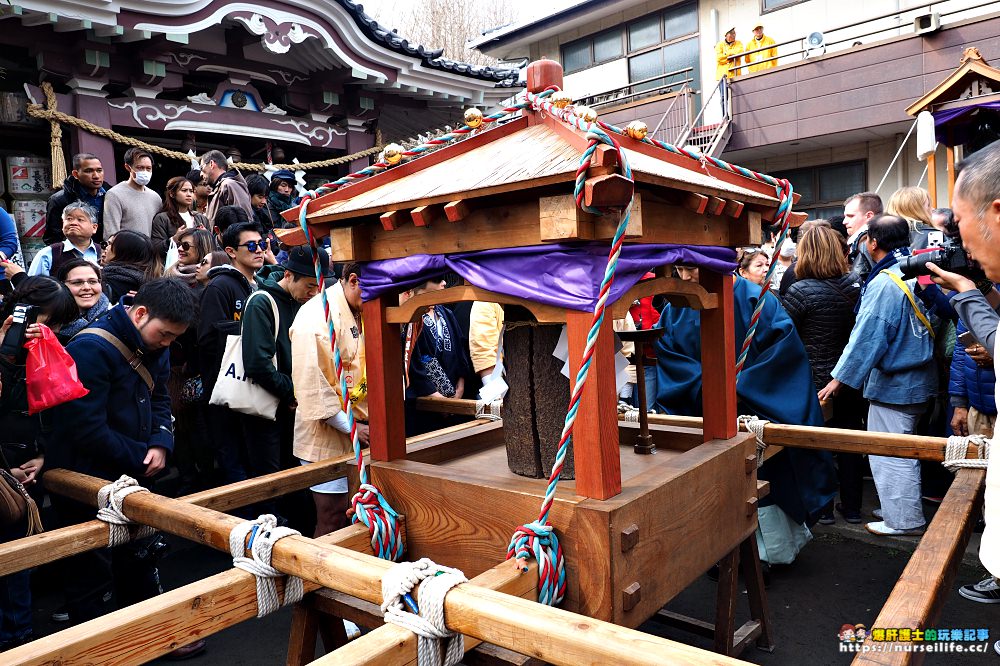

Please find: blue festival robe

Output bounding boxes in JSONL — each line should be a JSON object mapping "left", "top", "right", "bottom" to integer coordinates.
{"left": 654, "top": 277, "right": 837, "bottom": 525}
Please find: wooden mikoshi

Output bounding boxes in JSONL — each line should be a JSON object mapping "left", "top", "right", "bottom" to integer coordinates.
{"left": 280, "top": 57, "right": 798, "bottom": 631}
{"left": 0, "top": 55, "right": 986, "bottom": 666}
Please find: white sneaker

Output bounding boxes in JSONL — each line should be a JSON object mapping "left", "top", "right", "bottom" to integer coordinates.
{"left": 344, "top": 620, "right": 361, "bottom": 641}
{"left": 865, "top": 521, "right": 924, "bottom": 536}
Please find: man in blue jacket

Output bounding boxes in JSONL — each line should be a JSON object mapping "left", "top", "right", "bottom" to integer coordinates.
{"left": 47, "top": 278, "right": 197, "bottom": 628}
{"left": 820, "top": 214, "right": 937, "bottom": 536}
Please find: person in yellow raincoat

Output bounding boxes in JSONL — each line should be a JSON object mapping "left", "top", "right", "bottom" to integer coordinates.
{"left": 715, "top": 28, "right": 744, "bottom": 79}
{"left": 745, "top": 24, "right": 778, "bottom": 73}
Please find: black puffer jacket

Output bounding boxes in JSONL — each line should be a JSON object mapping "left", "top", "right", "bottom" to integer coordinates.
{"left": 781, "top": 272, "right": 862, "bottom": 388}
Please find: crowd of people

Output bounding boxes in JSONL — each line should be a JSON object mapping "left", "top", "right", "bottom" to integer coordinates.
{"left": 1, "top": 138, "right": 999, "bottom": 655}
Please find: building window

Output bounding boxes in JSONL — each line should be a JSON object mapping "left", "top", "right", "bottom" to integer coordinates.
{"left": 772, "top": 160, "right": 866, "bottom": 220}
{"left": 762, "top": 0, "right": 811, "bottom": 12}
{"left": 626, "top": 2, "right": 699, "bottom": 92}
{"left": 561, "top": 29, "right": 623, "bottom": 74}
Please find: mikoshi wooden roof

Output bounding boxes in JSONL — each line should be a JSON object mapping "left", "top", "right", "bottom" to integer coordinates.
{"left": 906, "top": 47, "right": 1000, "bottom": 116}
{"left": 280, "top": 92, "right": 791, "bottom": 262}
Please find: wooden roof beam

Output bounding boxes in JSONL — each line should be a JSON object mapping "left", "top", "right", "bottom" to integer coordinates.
{"left": 380, "top": 210, "right": 404, "bottom": 231}
{"left": 705, "top": 196, "right": 726, "bottom": 217}
{"left": 410, "top": 204, "right": 442, "bottom": 227}
{"left": 444, "top": 200, "right": 470, "bottom": 222}
{"left": 722, "top": 199, "right": 745, "bottom": 218}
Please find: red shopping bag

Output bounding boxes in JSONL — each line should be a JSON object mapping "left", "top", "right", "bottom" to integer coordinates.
{"left": 24, "top": 324, "right": 88, "bottom": 414}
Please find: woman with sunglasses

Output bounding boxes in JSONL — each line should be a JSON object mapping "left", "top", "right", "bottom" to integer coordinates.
{"left": 100, "top": 230, "right": 159, "bottom": 303}
{"left": 55, "top": 259, "right": 111, "bottom": 340}
{"left": 165, "top": 229, "right": 214, "bottom": 288}
{"left": 151, "top": 176, "right": 209, "bottom": 258}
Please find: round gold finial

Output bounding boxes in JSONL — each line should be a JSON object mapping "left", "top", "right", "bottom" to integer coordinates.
{"left": 463, "top": 107, "right": 484, "bottom": 128}
{"left": 574, "top": 105, "right": 597, "bottom": 123}
{"left": 550, "top": 91, "right": 573, "bottom": 109}
{"left": 383, "top": 143, "right": 404, "bottom": 165}
{"left": 624, "top": 120, "right": 648, "bottom": 140}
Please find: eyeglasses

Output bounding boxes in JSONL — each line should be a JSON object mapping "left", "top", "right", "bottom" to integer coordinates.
{"left": 100, "top": 239, "right": 113, "bottom": 249}
{"left": 238, "top": 239, "right": 271, "bottom": 253}
{"left": 178, "top": 241, "right": 193, "bottom": 252}
{"left": 65, "top": 279, "right": 100, "bottom": 288}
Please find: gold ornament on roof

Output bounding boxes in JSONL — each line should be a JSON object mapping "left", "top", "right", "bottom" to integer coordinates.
{"left": 550, "top": 91, "right": 573, "bottom": 109}
{"left": 383, "top": 143, "right": 404, "bottom": 165}
{"left": 464, "top": 107, "right": 484, "bottom": 128}
{"left": 624, "top": 120, "right": 648, "bottom": 140}
{"left": 574, "top": 105, "right": 597, "bottom": 123}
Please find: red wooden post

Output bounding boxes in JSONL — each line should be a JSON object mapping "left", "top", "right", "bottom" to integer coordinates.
{"left": 566, "top": 310, "right": 622, "bottom": 500}
{"left": 699, "top": 270, "right": 737, "bottom": 441}
{"left": 362, "top": 296, "right": 406, "bottom": 461}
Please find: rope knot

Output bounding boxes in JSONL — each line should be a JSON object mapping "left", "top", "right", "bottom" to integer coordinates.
{"left": 96, "top": 475, "right": 155, "bottom": 546}
{"left": 351, "top": 483, "right": 405, "bottom": 562}
{"left": 738, "top": 415, "right": 770, "bottom": 467}
{"left": 944, "top": 435, "right": 991, "bottom": 472}
{"left": 381, "top": 558, "right": 468, "bottom": 666}
{"left": 506, "top": 521, "right": 565, "bottom": 606}
{"left": 229, "top": 515, "right": 303, "bottom": 617}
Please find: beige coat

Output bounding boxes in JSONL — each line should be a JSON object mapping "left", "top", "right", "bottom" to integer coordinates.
{"left": 290, "top": 282, "right": 367, "bottom": 462}
{"left": 469, "top": 301, "right": 504, "bottom": 373}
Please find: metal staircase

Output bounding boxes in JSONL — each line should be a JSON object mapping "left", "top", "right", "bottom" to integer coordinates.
{"left": 675, "top": 78, "right": 732, "bottom": 158}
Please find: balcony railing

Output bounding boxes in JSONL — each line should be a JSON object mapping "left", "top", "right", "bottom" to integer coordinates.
{"left": 727, "top": 0, "right": 1000, "bottom": 75}
{"left": 574, "top": 68, "right": 694, "bottom": 110}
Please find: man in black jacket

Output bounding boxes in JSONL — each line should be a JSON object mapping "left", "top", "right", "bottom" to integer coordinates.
{"left": 44, "top": 154, "right": 108, "bottom": 244}
{"left": 198, "top": 218, "right": 265, "bottom": 484}
{"left": 48, "top": 280, "right": 201, "bottom": 651}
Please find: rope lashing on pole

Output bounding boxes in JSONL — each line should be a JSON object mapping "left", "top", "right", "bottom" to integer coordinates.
{"left": 381, "top": 558, "right": 469, "bottom": 666}
{"left": 96, "top": 475, "right": 156, "bottom": 547}
{"left": 229, "top": 515, "right": 304, "bottom": 617}
{"left": 943, "top": 435, "right": 991, "bottom": 472}
{"left": 737, "top": 414, "right": 771, "bottom": 467}
{"left": 506, "top": 121, "right": 635, "bottom": 607}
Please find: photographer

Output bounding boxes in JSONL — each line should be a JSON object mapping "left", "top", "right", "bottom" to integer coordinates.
{"left": 0, "top": 276, "right": 78, "bottom": 650}
{"left": 928, "top": 141, "right": 1000, "bottom": 618}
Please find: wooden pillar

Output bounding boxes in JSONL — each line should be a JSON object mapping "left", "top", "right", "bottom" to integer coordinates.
{"left": 927, "top": 152, "right": 937, "bottom": 207}
{"left": 945, "top": 144, "right": 956, "bottom": 205}
{"left": 362, "top": 296, "right": 406, "bottom": 461}
{"left": 566, "top": 310, "right": 621, "bottom": 500}
{"left": 699, "top": 270, "right": 737, "bottom": 441}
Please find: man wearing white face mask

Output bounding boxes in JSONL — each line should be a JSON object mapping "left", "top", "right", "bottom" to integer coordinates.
{"left": 103, "top": 147, "right": 162, "bottom": 239}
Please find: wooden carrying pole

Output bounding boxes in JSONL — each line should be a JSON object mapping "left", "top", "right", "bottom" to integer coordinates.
{"left": 0, "top": 452, "right": 354, "bottom": 578}
{"left": 39, "top": 469, "right": 751, "bottom": 666}
{"left": 854, "top": 468, "right": 986, "bottom": 666}
{"left": 411, "top": 397, "right": 977, "bottom": 462}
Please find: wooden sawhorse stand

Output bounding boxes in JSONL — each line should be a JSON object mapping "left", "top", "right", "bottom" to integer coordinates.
{"left": 652, "top": 521, "right": 775, "bottom": 657}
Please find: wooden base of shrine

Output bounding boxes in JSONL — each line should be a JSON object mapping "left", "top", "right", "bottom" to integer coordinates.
{"left": 369, "top": 420, "right": 758, "bottom": 626}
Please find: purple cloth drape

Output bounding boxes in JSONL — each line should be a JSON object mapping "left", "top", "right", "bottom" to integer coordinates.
{"left": 361, "top": 242, "right": 736, "bottom": 311}
{"left": 933, "top": 101, "right": 1000, "bottom": 144}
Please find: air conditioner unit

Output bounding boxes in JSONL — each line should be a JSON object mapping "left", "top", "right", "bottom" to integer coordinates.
{"left": 914, "top": 13, "right": 941, "bottom": 35}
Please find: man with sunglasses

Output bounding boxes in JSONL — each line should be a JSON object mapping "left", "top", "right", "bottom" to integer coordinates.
{"left": 197, "top": 219, "right": 265, "bottom": 483}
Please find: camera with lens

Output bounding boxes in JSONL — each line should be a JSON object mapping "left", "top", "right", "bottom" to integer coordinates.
{"left": 898, "top": 232, "right": 972, "bottom": 280}
{"left": 0, "top": 304, "right": 38, "bottom": 364}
